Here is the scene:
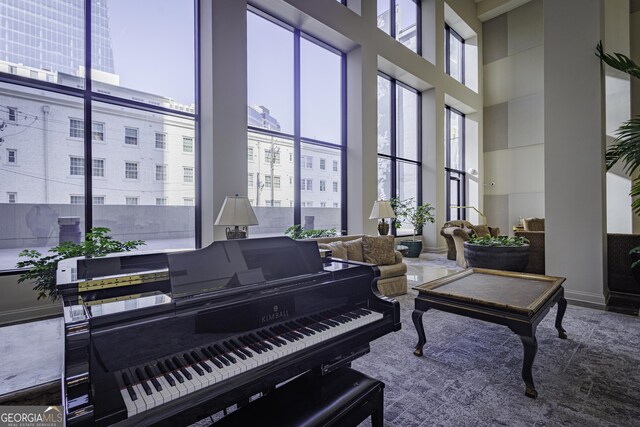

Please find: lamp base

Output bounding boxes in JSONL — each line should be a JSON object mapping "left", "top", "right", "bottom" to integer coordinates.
{"left": 377, "top": 222, "right": 389, "bottom": 236}
{"left": 226, "top": 226, "right": 248, "bottom": 240}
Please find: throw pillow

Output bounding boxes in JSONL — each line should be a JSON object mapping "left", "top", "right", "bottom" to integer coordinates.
{"left": 362, "top": 235, "right": 396, "bottom": 265}
{"left": 343, "top": 238, "right": 364, "bottom": 262}
{"left": 472, "top": 224, "right": 491, "bottom": 237}
{"left": 321, "top": 241, "right": 347, "bottom": 259}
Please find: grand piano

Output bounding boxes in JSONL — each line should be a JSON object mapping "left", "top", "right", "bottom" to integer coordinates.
{"left": 56, "top": 236, "right": 401, "bottom": 426}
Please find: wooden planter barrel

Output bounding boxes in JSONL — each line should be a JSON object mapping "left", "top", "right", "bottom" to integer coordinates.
{"left": 463, "top": 243, "right": 530, "bottom": 272}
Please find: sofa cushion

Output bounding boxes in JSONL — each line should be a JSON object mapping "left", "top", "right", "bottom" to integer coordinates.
{"left": 318, "top": 241, "right": 347, "bottom": 260}
{"left": 378, "top": 262, "right": 407, "bottom": 279}
{"left": 343, "top": 238, "right": 364, "bottom": 262}
{"left": 362, "top": 235, "right": 395, "bottom": 265}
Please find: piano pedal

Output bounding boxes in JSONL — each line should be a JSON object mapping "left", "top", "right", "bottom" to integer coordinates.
{"left": 320, "top": 344, "right": 370, "bottom": 375}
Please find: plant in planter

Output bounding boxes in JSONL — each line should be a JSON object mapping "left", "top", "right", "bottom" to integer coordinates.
{"left": 390, "top": 197, "right": 435, "bottom": 257}
{"left": 16, "top": 227, "right": 145, "bottom": 301}
{"left": 464, "top": 234, "right": 530, "bottom": 272}
{"left": 285, "top": 225, "right": 337, "bottom": 240}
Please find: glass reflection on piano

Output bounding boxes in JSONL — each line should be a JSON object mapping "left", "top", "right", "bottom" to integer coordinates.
{"left": 84, "top": 291, "right": 172, "bottom": 317}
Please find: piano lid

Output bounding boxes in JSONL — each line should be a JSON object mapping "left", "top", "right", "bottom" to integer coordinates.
{"left": 168, "top": 236, "right": 325, "bottom": 298}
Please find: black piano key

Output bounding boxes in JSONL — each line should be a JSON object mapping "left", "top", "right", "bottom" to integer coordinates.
{"left": 165, "top": 359, "right": 185, "bottom": 383}
{"left": 250, "top": 333, "right": 272, "bottom": 350}
{"left": 208, "top": 346, "right": 230, "bottom": 366}
{"left": 183, "top": 353, "right": 195, "bottom": 365}
{"left": 180, "top": 367, "right": 193, "bottom": 380}
{"left": 204, "top": 350, "right": 224, "bottom": 369}
{"left": 231, "top": 339, "right": 253, "bottom": 357}
{"left": 201, "top": 347, "right": 213, "bottom": 358}
{"left": 144, "top": 366, "right": 163, "bottom": 392}
{"left": 122, "top": 372, "right": 133, "bottom": 387}
{"left": 223, "top": 341, "right": 246, "bottom": 360}
{"left": 134, "top": 367, "right": 147, "bottom": 382}
{"left": 190, "top": 351, "right": 202, "bottom": 362}
{"left": 191, "top": 363, "right": 204, "bottom": 376}
{"left": 127, "top": 385, "right": 138, "bottom": 401}
{"left": 164, "top": 373, "right": 176, "bottom": 387}
{"left": 214, "top": 344, "right": 236, "bottom": 363}
{"left": 199, "top": 360, "right": 213, "bottom": 373}
{"left": 157, "top": 361, "right": 168, "bottom": 374}
{"left": 141, "top": 381, "right": 153, "bottom": 396}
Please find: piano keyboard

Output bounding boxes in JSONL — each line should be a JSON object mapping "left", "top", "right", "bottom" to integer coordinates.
{"left": 117, "top": 306, "right": 383, "bottom": 418}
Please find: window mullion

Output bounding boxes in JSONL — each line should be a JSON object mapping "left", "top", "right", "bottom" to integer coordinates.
{"left": 293, "top": 29, "right": 301, "bottom": 227}
{"left": 83, "top": 0, "right": 93, "bottom": 234}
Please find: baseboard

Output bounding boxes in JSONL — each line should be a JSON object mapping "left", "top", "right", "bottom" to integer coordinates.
{"left": 564, "top": 289, "right": 606, "bottom": 309}
{"left": 424, "top": 245, "right": 447, "bottom": 254}
{"left": 0, "top": 304, "right": 62, "bottom": 327}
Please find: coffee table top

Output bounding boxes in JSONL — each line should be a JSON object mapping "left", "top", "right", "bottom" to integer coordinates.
{"left": 413, "top": 268, "right": 565, "bottom": 315}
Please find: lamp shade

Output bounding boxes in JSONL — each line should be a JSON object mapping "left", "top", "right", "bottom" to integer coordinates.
{"left": 369, "top": 200, "right": 396, "bottom": 220}
{"left": 214, "top": 195, "right": 259, "bottom": 226}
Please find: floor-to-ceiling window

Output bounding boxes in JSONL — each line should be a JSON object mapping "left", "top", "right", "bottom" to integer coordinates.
{"left": 0, "top": 0, "right": 198, "bottom": 271}
{"left": 445, "top": 24, "right": 465, "bottom": 83}
{"left": 377, "top": 0, "right": 421, "bottom": 54}
{"left": 446, "top": 106, "right": 465, "bottom": 220}
{"left": 247, "top": 8, "right": 346, "bottom": 235}
{"left": 377, "top": 73, "right": 421, "bottom": 236}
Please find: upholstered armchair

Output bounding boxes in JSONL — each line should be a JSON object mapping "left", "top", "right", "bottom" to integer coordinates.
{"left": 440, "top": 220, "right": 501, "bottom": 263}
{"left": 523, "top": 217, "right": 545, "bottom": 231}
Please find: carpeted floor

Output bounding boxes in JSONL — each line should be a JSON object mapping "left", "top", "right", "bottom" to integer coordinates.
{"left": 349, "top": 255, "right": 640, "bottom": 426}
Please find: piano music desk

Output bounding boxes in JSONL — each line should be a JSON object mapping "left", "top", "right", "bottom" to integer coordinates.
{"left": 412, "top": 268, "right": 567, "bottom": 399}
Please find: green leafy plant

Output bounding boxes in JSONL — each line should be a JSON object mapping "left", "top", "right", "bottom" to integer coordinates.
{"left": 390, "top": 197, "right": 435, "bottom": 240}
{"left": 285, "top": 225, "right": 337, "bottom": 240}
{"left": 467, "top": 234, "right": 529, "bottom": 247}
{"left": 597, "top": 42, "right": 640, "bottom": 267}
{"left": 16, "top": 227, "right": 145, "bottom": 301}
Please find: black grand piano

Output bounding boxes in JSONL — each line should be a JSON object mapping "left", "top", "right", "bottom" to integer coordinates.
{"left": 56, "top": 236, "right": 401, "bottom": 426}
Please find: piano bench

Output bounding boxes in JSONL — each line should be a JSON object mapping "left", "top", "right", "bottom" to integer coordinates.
{"left": 214, "top": 367, "right": 384, "bottom": 427}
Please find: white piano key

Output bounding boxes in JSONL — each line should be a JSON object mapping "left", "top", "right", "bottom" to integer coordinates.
{"left": 157, "top": 376, "right": 178, "bottom": 402}
{"left": 119, "top": 388, "right": 138, "bottom": 417}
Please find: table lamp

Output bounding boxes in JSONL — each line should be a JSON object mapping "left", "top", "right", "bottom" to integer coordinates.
{"left": 215, "top": 195, "right": 259, "bottom": 239}
{"left": 369, "top": 200, "right": 396, "bottom": 235}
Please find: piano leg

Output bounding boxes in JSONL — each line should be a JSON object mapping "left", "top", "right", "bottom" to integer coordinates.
{"left": 412, "top": 309, "right": 428, "bottom": 357}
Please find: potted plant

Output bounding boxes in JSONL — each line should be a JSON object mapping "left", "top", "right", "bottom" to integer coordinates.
{"left": 284, "top": 225, "right": 337, "bottom": 239}
{"left": 16, "top": 227, "right": 145, "bottom": 301}
{"left": 464, "top": 235, "right": 530, "bottom": 272}
{"left": 391, "top": 197, "right": 435, "bottom": 257}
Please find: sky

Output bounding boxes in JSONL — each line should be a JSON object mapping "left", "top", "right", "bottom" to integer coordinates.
{"left": 106, "top": 0, "right": 195, "bottom": 106}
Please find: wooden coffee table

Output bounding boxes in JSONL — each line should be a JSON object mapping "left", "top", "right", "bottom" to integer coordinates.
{"left": 412, "top": 268, "right": 567, "bottom": 399}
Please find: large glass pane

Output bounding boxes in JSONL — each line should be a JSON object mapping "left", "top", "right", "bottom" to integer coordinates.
{"left": 94, "top": 0, "right": 195, "bottom": 110}
{"left": 448, "top": 173, "right": 462, "bottom": 220}
{"left": 0, "top": 82, "right": 85, "bottom": 269}
{"left": 92, "top": 102, "right": 195, "bottom": 250}
{"left": 396, "top": 0, "right": 418, "bottom": 53}
{"left": 397, "top": 161, "right": 419, "bottom": 236}
{"left": 377, "top": 0, "right": 391, "bottom": 34}
{"left": 301, "top": 143, "right": 342, "bottom": 233}
{"left": 448, "top": 109, "right": 463, "bottom": 171}
{"left": 247, "top": 12, "right": 294, "bottom": 134}
{"left": 377, "top": 76, "right": 391, "bottom": 155}
{"left": 0, "top": 0, "right": 85, "bottom": 88}
{"left": 248, "top": 131, "right": 294, "bottom": 237}
{"left": 301, "top": 38, "right": 341, "bottom": 144}
{"left": 448, "top": 29, "right": 464, "bottom": 83}
{"left": 377, "top": 157, "right": 392, "bottom": 201}
{"left": 396, "top": 85, "right": 418, "bottom": 161}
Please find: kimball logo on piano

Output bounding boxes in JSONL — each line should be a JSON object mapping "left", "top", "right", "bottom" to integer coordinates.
{"left": 0, "top": 406, "right": 63, "bottom": 427}
{"left": 261, "top": 305, "right": 290, "bottom": 324}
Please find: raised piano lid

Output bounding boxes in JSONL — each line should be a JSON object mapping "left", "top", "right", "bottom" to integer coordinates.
{"left": 168, "top": 236, "right": 326, "bottom": 299}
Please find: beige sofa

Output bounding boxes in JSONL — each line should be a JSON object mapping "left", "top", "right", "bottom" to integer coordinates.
{"left": 312, "top": 235, "right": 407, "bottom": 297}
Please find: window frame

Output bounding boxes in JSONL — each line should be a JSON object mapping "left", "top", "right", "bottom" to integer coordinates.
{"left": 125, "top": 126, "right": 139, "bottom": 146}
{"left": 0, "top": 0, "right": 201, "bottom": 261}
{"left": 377, "top": 72, "right": 423, "bottom": 237}
{"left": 247, "top": 7, "right": 347, "bottom": 233}
{"left": 445, "top": 105, "right": 466, "bottom": 221}
{"left": 125, "top": 161, "right": 139, "bottom": 180}
{"left": 445, "top": 24, "right": 465, "bottom": 84}
{"left": 378, "top": 0, "right": 422, "bottom": 55}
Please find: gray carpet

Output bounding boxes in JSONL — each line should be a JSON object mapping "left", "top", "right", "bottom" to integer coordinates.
{"left": 351, "top": 287, "right": 640, "bottom": 426}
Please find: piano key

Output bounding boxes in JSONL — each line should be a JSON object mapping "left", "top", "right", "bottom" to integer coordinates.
{"left": 156, "top": 375, "right": 178, "bottom": 402}
{"left": 144, "top": 366, "right": 163, "bottom": 392}
{"left": 120, "top": 388, "right": 138, "bottom": 417}
{"left": 127, "top": 368, "right": 154, "bottom": 411}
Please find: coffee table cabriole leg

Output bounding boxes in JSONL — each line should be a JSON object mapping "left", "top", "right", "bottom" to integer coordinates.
{"left": 519, "top": 335, "right": 539, "bottom": 399}
{"left": 412, "top": 310, "right": 427, "bottom": 357}
{"left": 555, "top": 292, "right": 568, "bottom": 339}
